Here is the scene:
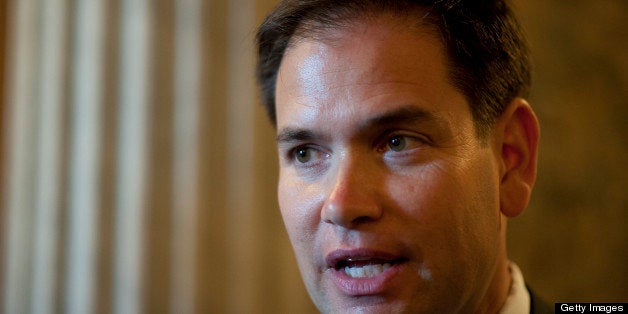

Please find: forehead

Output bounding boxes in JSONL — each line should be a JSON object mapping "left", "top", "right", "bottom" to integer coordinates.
{"left": 275, "top": 16, "right": 469, "bottom": 134}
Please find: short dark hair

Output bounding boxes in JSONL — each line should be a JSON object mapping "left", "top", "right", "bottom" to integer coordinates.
{"left": 255, "top": 0, "right": 531, "bottom": 138}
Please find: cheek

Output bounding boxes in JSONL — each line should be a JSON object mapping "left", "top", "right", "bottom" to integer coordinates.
{"left": 395, "top": 154, "right": 499, "bottom": 214}
{"left": 387, "top": 162, "right": 464, "bottom": 221}
{"left": 388, "top": 158, "right": 501, "bottom": 253}
{"left": 278, "top": 175, "right": 322, "bottom": 249}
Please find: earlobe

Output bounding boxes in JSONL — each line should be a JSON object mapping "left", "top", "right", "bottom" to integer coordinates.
{"left": 497, "top": 98, "right": 540, "bottom": 218}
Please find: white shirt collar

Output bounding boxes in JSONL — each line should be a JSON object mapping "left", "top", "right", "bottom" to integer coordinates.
{"left": 499, "top": 261, "right": 531, "bottom": 314}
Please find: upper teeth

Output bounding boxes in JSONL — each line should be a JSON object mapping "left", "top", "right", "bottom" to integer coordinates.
{"left": 344, "top": 263, "right": 392, "bottom": 278}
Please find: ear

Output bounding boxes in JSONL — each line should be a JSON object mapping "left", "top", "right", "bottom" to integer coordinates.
{"left": 495, "top": 98, "right": 540, "bottom": 218}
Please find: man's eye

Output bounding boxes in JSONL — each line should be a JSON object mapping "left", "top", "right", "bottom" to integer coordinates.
{"left": 388, "top": 136, "right": 407, "bottom": 152}
{"left": 381, "top": 134, "right": 429, "bottom": 154}
{"left": 294, "top": 147, "right": 313, "bottom": 163}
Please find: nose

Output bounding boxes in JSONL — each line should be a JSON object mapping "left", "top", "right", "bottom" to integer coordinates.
{"left": 321, "top": 155, "right": 383, "bottom": 228}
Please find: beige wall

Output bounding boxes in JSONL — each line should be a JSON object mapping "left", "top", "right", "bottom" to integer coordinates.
{"left": 509, "top": 0, "right": 627, "bottom": 302}
{"left": 0, "top": 0, "right": 7, "bottom": 311}
{"left": 0, "top": 1, "right": 625, "bottom": 313}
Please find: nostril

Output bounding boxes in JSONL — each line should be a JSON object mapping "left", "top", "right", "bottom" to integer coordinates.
{"left": 351, "top": 215, "right": 376, "bottom": 224}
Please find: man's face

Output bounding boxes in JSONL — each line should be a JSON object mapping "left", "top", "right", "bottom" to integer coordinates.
{"left": 275, "top": 17, "right": 506, "bottom": 313}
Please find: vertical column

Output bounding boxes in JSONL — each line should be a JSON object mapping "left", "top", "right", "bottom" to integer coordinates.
{"left": 195, "top": 1, "right": 228, "bottom": 311}
{"left": 0, "top": 0, "right": 5, "bottom": 305}
{"left": 171, "top": 0, "right": 201, "bottom": 312}
{"left": 64, "top": 0, "right": 106, "bottom": 313}
{"left": 30, "top": 0, "right": 69, "bottom": 313}
{"left": 226, "top": 0, "right": 259, "bottom": 312}
{"left": 143, "top": 0, "right": 174, "bottom": 312}
{"left": 113, "top": 0, "right": 151, "bottom": 313}
{"left": 1, "top": 0, "right": 40, "bottom": 313}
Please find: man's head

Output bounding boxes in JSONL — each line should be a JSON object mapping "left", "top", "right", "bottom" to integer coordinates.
{"left": 256, "top": 1, "right": 539, "bottom": 313}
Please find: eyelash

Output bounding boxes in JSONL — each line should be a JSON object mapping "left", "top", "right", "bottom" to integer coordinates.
{"left": 287, "top": 145, "right": 328, "bottom": 165}
{"left": 378, "top": 132, "right": 429, "bottom": 154}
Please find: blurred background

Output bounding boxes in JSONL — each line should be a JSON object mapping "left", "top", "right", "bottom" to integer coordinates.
{"left": 0, "top": 0, "right": 625, "bottom": 313}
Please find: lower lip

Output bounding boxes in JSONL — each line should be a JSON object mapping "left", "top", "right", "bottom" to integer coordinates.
{"left": 330, "top": 262, "right": 405, "bottom": 296}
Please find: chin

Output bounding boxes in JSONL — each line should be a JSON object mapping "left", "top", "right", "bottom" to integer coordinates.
{"left": 316, "top": 295, "right": 424, "bottom": 314}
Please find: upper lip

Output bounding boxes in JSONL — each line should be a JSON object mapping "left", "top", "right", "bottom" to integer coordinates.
{"left": 325, "top": 248, "right": 406, "bottom": 270}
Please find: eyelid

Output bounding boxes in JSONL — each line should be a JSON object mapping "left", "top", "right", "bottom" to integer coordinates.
{"left": 285, "top": 144, "right": 329, "bottom": 163}
{"left": 376, "top": 130, "right": 430, "bottom": 152}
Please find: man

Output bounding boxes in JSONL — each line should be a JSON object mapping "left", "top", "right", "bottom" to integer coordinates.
{"left": 255, "top": 0, "right": 550, "bottom": 313}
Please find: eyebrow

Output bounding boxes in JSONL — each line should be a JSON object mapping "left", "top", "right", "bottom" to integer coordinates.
{"left": 363, "top": 105, "right": 439, "bottom": 130}
{"left": 276, "top": 128, "right": 321, "bottom": 143}
{"left": 276, "top": 105, "right": 443, "bottom": 144}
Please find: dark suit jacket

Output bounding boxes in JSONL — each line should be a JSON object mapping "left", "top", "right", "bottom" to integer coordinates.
{"left": 528, "top": 286, "right": 553, "bottom": 314}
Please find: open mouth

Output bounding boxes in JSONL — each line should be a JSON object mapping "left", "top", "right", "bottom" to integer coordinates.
{"left": 326, "top": 249, "right": 408, "bottom": 295}
{"left": 327, "top": 251, "right": 406, "bottom": 279}
{"left": 338, "top": 259, "right": 394, "bottom": 278}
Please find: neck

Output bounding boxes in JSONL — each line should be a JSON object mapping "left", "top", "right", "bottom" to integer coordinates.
{"left": 478, "top": 256, "right": 512, "bottom": 313}
{"left": 474, "top": 215, "right": 512, "bottom": 313}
